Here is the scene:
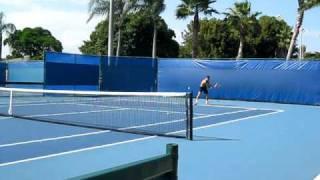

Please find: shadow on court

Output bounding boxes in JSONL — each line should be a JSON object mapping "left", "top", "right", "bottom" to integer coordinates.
{"left": 193, "top": 135, "right": 240, "bottom": 142}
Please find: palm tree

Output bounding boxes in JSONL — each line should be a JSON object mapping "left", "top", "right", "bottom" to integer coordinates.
{"left": 224, "top": 0, "right": 260, "bottom": 60}
{"left": 0, "top": 12, "right": 15, "bottom": 60}
{"left": 140, "top": 0, "right": 165, "bottom": 58}
{"left": 87, "top": 0, "right": 137, "bottom": 56}
{"left": 276, "top": 22, "right": 292, "bottom": 58}
{"left": 115, "top": 1, "right": 137, "bottom": 56}
{"left": 176, "top": 0, "right": 218, "bottom": 58}
{"left": 286, "top": 0, "right": 320, "bottom": 60}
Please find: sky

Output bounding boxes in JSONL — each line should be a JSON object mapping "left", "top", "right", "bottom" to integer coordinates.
{"left": 0, "top": 0, "right": 319, "bottom": 58}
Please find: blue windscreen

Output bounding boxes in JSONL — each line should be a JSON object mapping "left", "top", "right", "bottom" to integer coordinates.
{"left": 7, "top": 61, "right": 44, "bottom": 83}
{"left": 158, "top": 59, "right": 320, "bottom": 105}
{"left": 44, "top": 52, "right": 99, "bottom": 90}
{"left": 102, "top": 56, "right": 158, "bottom": 92}
{"left": 0, "top": 62, "right": 6, "bottom": 85}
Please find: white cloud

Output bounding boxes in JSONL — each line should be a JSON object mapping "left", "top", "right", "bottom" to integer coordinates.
{"left": 0, "top": 0, "right": 87, "bottom": 8}
{"left": 1, "top": 2, "right": 104, "bottom": 58}
{"left": 0, "top": 0, "right": 33, "bottom": 7}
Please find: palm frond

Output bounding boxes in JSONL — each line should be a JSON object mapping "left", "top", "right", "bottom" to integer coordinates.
{"left": 301, "top": 0, "right": 320, "bottom": 10}
{"left": 0, "top": 12, "right": 4, "bottom": 24}
{"left": 87, "top": 0, "right": 109, "bottom": 23}
{"left": 3, "top": 23, "right": 16, "bottom": 34}
{"left": 203, "top": 8, "right": 219, "bottom": 16}
{"left": 0, "top": 12, "right": 15, "bottom": 34}
{"left": 176, "top": 3, "right": 194, "bottom": 19}
{"left": 119, "top": 0, "right": 139, "bottom": 24}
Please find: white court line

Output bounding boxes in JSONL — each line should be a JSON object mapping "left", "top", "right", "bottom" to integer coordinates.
{"left": 0, "top": 100, "right": 266, "bottom": 114}
{"left": 0, "top": 100, "right": 206, "bottom": 116}
{"left": 0, "top": 97, "right": 168, "bottom": 106}
{"left": 111, "top": 97, "right": 284, "bottom": 112}
{"left": 0, "top": 101, "right": 94, "bottom": 108}
{"left": 25, "top": 108, "right": 128, "bottom": 118}
{"left": 1, "top": 95, "right": 272, "bottom": 116}
{"left": 9, "top": 97, "right": 252, "bottom": 112}
{"left": 169, "top": 109, "right": 283, "bottom": 136}
{"left": 0, "top": 98, "right": 100, "bottom": 107}
{"left": 0, "top": 105, "right": 124, "bottom": 119}
{"left": 0, "top": 116, "right": 11, "bottom": 120}
{"left": 75, "top": 103, "right": 206, "bottom": 116}
{"left": 0, "top": 95, "right": 280, "bottom": 112}
{"left": 106, "top": 98, "right": 271, "bottom": 111}
{"left": 119, "top": 109, "right": 254, "bottom": 130}
{"left": 105, "top": 98, "right": 284, "bottom": 113}
{"left": 0, "top": 136, "right": 156, "bottom": 167}
{"left": 0, "top": 109, "right": 283, "bottom": 167}
{"left": 200, "top": 103, "right": 283, "bottom": 112}
{"left": 194, "top": 110, "right": 283, "bottom": 131}
{"left": 0, "top": 131, "right": 110, "bottom": 148}
{"left": 0, "top": 109, "right": 252, "bottom": 149}
{"left": 0, "top": 101, "right": 113, "bottom": 108}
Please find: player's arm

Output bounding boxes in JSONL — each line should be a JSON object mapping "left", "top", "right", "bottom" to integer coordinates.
{"left": 207, "top": 81, "right": 213, "bottom": 88}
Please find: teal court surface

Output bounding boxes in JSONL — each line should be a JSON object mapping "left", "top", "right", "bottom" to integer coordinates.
{"left": 0, "top": 97, "right": 319, "bottom": 180}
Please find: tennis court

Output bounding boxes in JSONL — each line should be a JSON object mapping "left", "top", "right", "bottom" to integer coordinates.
{"left": 1, "top": 96, "right": 319, "bottom": 179}
{"left": 0, "top": 86, "right": 293, "bottom": 179}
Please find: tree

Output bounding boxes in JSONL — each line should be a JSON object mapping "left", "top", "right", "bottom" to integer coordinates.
{"left": 256, "top": 16, "right": 293, "bottom": 58}
{"left": 4, "top": 27, "right": 62, "bottom": 60}
{"left": 176, "top": 0, "right": 218, "bottom": 58}
{"left": 87, "top": 0, "right": 137, "bottom": 56}
{"left": 0, "top": 12, "right": 15, "bottom": 60}
{"left": 179, "top": 15, "right": 293, "bottom": 59}
{"left": 305, "top": 52, "right": 320, "bottom": 59}
{"left": 80, "top": 20, "right": 108, "bottom": 55}
{"left": 286, "top": 0, "right": 320, "bottom": 60}
{"left": 140, "top": 0, "right": 166, "bottom": 58}
{"left": 276, "top": 19, "right": 293, "bottom": 58}
{"left": 179, "top": 18, "right": 239, "bottom": 58}
{"left": 224, "top": 0, "right": 260, "bottom": 59}
{"left": 80, "top": 12, "right": 179, "bottom": 58}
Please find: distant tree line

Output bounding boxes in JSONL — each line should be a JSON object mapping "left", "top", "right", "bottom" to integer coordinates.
{"left": 0, "top": 0, "right": 320, "bottom": 60}
{"left": 1, "top": 12, "right": 62, "bottom": 60}
{"left": 83, "top": 0, "right": 320, "bottom": 59}
{"left": 80, "top": 12, "right": 179, "bottom": 58}
{"left": 180, "top": 16, "right": 294, "bottom": 58}
{"left": 4, "top": 27, "right": 62, "bottom": 60}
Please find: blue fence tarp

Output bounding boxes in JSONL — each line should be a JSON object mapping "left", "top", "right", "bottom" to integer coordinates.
{"left": 0, "top": 63, "right": 6, "bottom": 85}
{"left": 7, "top": 61, "right": 44, "bottom": 83}
{"left": 102, "top": 56, "right": 157, "bottom": 92}
{"left": 158, "top": 59, "right": 320, "bottom": 105}
{"left": 44, "top": 52, "right": 157, "bottom": 92}
{"left": 43, "top": 51, "right": 320, "bottom": 105}
{"left": 44, "top": 52, "right": 99, "bottom": 90}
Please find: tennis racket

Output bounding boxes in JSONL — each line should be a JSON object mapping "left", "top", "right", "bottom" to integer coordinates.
{"left": 213, "top": 83, "right": 221, "bottom": 88}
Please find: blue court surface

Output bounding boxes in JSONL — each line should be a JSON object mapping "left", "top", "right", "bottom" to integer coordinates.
{"left": 0, "top": 98, "right": 319, "bottom": 180}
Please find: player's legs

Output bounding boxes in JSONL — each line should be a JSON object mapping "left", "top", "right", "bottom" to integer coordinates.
{"left": 204, "top": 88, "right": 209, "bottom": 104}
{"left": 205, "top": 94, "right": 209, "bottom": 104}
{"left": 195, "top": 91, "right": 202, "bottom": 104}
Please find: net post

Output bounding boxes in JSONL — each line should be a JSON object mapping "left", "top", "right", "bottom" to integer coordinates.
{"left": 186, "top": 92, "right": 193, "bottom": 140}
{"left": 8, "top": 90, "right": 13, "bottom": 115}
{"left": 99, "top": 55, "right": 106, "bottom": 91}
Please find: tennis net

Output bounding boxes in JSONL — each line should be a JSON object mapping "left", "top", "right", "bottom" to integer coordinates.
{"left": 0, "top": 87, "right": 193, "bottom": 140}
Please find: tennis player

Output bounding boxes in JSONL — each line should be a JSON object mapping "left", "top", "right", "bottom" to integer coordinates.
{"left": 195, "top": 75, "right": 219, "bottom": 105}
